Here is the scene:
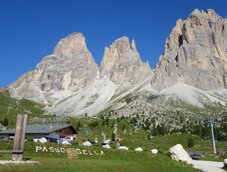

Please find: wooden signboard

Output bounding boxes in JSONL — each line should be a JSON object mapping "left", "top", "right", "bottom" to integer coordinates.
{"left": 66, "top": 148, "right": 78, "bottom": 159}
{"left": 12, "top": 114, "right": 28, "bottom": 161}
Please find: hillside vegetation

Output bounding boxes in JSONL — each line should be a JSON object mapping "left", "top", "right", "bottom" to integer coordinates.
{"left": 0, "top": 91, "right": 50, "bottom": 127}
{"left": 0, "top": 115, "right": 226, "bottom": 171}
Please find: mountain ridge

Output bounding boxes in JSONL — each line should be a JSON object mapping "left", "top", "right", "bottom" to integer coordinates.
{"left": 6, "top": 9, "right": 227, "bottom": 117}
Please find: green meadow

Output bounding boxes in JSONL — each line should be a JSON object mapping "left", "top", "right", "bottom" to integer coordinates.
{"left": 0, "top": 91, "right": 226, "bottom": 172}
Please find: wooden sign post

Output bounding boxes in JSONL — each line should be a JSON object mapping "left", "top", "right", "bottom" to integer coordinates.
{"left": 66, "top": 148, "right": 78, "bottom": 159}
{"left": 12, "top": 114, "right": 28, "bottom": 161}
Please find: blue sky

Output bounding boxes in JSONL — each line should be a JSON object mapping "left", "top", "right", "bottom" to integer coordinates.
{"left": 0, "top": 0, "right": 227, "bottom": 87}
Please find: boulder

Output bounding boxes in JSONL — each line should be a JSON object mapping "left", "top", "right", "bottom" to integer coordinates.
{"left": 102, "top": 144, "right": 111, "bottom": 149}
{"left": 62, "top": 140, "right": 71, "bottom": 145}
{"left": 224, "top": 159, "right": 227, "bottom": 168}
{"left": 103, "top": 139, "right": 111, "bottom": 144}
{"left": 82, "top": 141, "right": 92, "bottom": 147}
{"left": 151, "top": 149, "right": 158, "bottom": 154}
{"left": 169, "top": 144, "right": 192, "bottom": 164}
{"left": 118, "top": 146, "right": 129, "bottom": 151}
{"left": 134, "top": 147, "right": 143, "bottom": 152}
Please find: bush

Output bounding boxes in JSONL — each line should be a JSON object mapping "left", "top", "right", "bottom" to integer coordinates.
{"left": 3, "top": 118, "right": 8, "bottom": 126}
{"left": 111, "top": 133, "right": 116, "bottom": 141}
{"left": 147, "top": 134, "right": 151, "bottom": 140}
{"left": 125, "top": 97, "right": 132, "bottom": 104}
{"left": 122, "top": 124, "right": 126, "bottom": 130}
{"left": 89, "top": 121, "right": 99, "bottom": 128}
{"left": 27, "top": 137, "right": 33, "bottom": 142}
{"left": 187, "top": 138, "right": 195, "bottom": 148}
{"left": 106, "top": 117, "right": 109, "bottom": 127}
{"left": 76, "top": 122, "right": 82, "bottom": 131}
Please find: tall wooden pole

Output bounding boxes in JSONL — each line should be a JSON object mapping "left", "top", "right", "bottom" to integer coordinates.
{"left": 12, "top": 114, "right": 28, "bottom": 161}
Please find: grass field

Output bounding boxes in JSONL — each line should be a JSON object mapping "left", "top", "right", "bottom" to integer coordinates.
{"left": 0, "top": 139, "right": 201, "bottom": 172}
{"left": 1, "top": 131, "right": 226, "bottom": 172}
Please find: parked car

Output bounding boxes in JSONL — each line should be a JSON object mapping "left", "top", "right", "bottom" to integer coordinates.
{"left": 191, "top": 153, "right": 202, "bottom": 160}
{"left": 33, "top": 137, "right": 48, "bottom": 143}
{"left": 8, "top": 136, "right": 15, "bottom": 140}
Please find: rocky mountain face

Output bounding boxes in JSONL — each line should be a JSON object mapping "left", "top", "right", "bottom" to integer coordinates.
{"left": 49, "top": 36, "right": 153, "bottom": 116}
{"left": 9, "top": 32, "right": 151, "bottom": 116}
{"left": 9, "top": 33, "right": 98, "bottom": 104}
{"left": 100, "top": 37, "right": 152, "bottom": 83}
{"left": 151, "top": 9, "right": 227, "bottom": 91}
{"left": 7, "top": 9, "right": 227, "bottom": 118}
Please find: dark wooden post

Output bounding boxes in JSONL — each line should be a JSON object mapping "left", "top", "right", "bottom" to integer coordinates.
{"left": 12, "top": 114, "right": 28, "bottom": 161}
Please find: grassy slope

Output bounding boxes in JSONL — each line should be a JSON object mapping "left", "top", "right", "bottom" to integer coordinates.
{"left": 1, "top": 117, "right": 225, "bottom": 171}
{"left": 0, "top": 140, "right": 200, "bottom": 172}
{"left": 0, "top": 92, "right": 225, "bottom": 171}
{"left": 0, "top": 91, "right": 53, "bottom": 127}
{"left": 0, "top": 117, "right": 204, "bottom": 172}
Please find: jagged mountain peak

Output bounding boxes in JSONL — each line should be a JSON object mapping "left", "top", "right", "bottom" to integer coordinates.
{"left": 152, "top": 9, "right": 227, "bottom": 91}
{"left": 164, "top": 9, "right": 224, "bottom": 55}
{"left": 108, "top": 36, "right": 138, "bottom": 56}
{"left": 100, "top": 37, "right": 140, "bottom": 74}
{"left": 100, "top": 36, "right": 152, "bottom": 83}
{"left": 53, "top": 32, "right": 89, "bottom": 58}
{"left": 9, "top": 32, "right": 98, "bottom": 104}
{"left": 189, "top": 9, "right": 221, "bottom": 21}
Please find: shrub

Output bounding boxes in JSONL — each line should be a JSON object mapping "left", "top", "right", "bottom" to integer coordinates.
{"left": 187, "top": 137, "right": 195, "bottom": 148}
{"left": 89, "top": 121, "right": 99, "bottom": 128}
{"left": 111, "top": 133, "right": 116, "bottom": 141}
{"left": 3, "top": 118, "right": 8, "bottom": 126}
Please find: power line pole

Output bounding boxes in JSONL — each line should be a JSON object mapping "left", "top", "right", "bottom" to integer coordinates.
{"left": 205, "top": 118, "right": 217, "bottom": 155}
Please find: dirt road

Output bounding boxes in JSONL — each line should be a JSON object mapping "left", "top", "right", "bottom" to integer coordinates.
{"left": 192, "top": 160, "right": 225, "bottom": 172}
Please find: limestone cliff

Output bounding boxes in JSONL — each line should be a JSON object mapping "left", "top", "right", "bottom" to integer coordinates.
{"left": 152, "top": 9, "right": 227, "bottom": 91}
{"left": 9, "top": 32, "right": 98, "bottom": 104}
{"left": 100, "top": 37, "right": 152, "bottom": 83}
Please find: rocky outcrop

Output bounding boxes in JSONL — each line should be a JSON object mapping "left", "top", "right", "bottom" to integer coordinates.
{"left": 150, "top": 149, "right": 158, "bottom": 154}
{"left": 152, "top": 9, "right": 227, "bottom": 91}
{"left": 100, "top": 37, "right": 152, "bottom": 84}
{"left": 224, "top": 159, "right": 227, "bottom": 168}
{"left": 169, "top": 144, "right": 192, "bottom": 164}
{"left": 134, "top": 147, "right": 143, "bottom": 152}
{"left": 9, "top": 33, "right": 98, "bottom": 104}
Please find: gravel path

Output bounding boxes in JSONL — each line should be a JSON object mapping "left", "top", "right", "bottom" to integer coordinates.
{"left": 192, "top": 160, "right": 225, "bottom": 172}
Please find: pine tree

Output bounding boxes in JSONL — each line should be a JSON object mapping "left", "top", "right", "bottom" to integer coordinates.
{"left": 187, "top": 138, "right": 195, "bottom": 148}
{"left": 3, "top": 118, "right": 8, "bottom": 126}
{"left": 111, "top": 133, "right": 116, "bottom": 141}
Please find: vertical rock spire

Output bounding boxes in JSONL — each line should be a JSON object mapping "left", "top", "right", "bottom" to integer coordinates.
{"left": 100, "top": 36, "right": 152, "bottom": 83}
